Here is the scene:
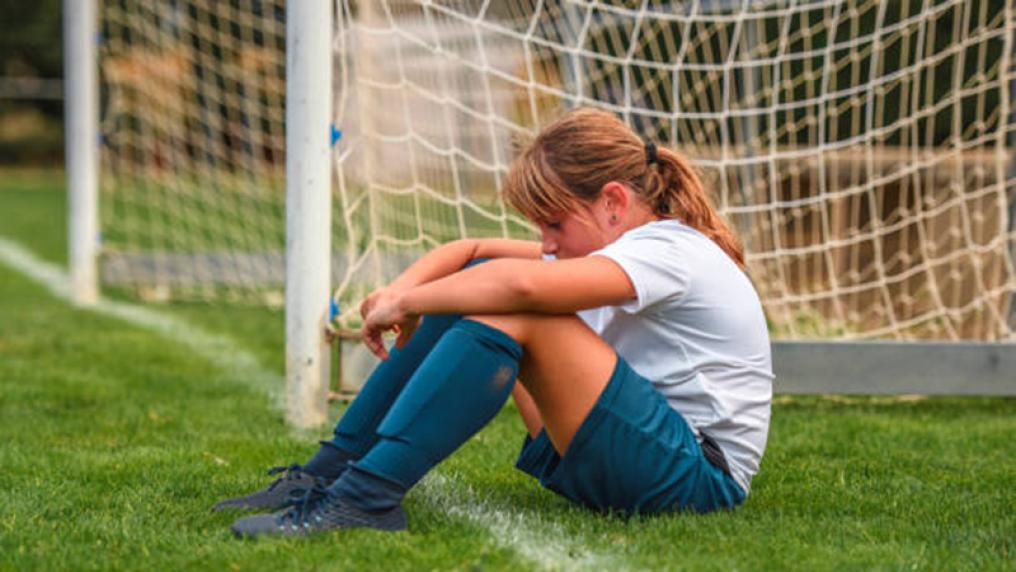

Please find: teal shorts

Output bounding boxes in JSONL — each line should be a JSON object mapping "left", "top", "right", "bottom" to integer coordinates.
{"left": 515, "top": 357, "right": 746, "bottom": 514}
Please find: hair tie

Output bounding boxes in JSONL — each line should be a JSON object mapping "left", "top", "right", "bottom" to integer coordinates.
{"left": 644, "top": 139, "right": 658, "bottom": 166}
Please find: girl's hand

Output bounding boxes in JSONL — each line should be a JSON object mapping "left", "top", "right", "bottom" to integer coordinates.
{"left": 360, "top": 289, "right": 420, "bottom": 360}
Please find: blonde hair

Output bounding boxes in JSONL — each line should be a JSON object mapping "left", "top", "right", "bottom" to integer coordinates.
{"left": 504, "top": 107, "right": 744, "bottom": 266}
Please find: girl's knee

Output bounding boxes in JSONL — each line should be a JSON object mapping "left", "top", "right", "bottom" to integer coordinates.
{"left": 464, "top": 313, "right": 581, "bottom": 345}
{"left": 465, "top": 313, "right": 538, "bottom": 343}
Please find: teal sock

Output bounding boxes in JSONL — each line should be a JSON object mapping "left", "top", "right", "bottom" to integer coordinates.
{"left": 329, "top": 260, "right": 489, "bottom": 457}
{"left": 301, "top": 441, "right": 357, "bottom": 480}
{"left": 331, "top": 320, "right": 521, "bottom": 508}
{"left": 329, "top": 312, "right": 462, "bottom": 457}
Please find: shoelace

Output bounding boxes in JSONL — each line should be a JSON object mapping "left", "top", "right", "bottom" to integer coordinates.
{"left": 265, "top": 464, "right": 308, "bottom": 491}
{"left": 278, "top": 485, "right": 332, "bottom": 529}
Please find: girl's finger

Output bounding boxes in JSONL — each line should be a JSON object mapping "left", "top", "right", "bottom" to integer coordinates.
{"left": 359, "top": 296, "right": 374, "bottom": 320}
{"left": 395, "top": 321, "right": 417, "bottom": 349}
{"left": 362, "top": 325, "right": 388, "bottom": 360}
{"left": 368, "top": 335, "right": 388, "bottom": 360}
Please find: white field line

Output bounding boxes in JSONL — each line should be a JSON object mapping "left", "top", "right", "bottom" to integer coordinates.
{"left": 0, "top": 237, "right": 283, "bottom": 408}
{"left": 418, "top": 472, "right": 621, "bottom": 571}
{"left": 0, "top": 236, "right": 617, "bottom": 571}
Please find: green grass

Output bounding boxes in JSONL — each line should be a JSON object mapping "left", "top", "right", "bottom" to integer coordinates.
{"left": 0, "top": 168, "right": 68, "bottom": 264}
{"left": 1, "top": 168, "right": 1014, "bottom": 570}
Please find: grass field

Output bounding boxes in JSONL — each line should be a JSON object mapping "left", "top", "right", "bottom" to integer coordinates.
{"left": 1, "top": 168, "right": 1014, "bottom": 571}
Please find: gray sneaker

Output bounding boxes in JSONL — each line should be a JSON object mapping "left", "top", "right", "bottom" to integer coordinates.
{"left": 213, "top": 464, "right": 328, "bottom": 512}
{"left": 230, "top": 487, "right": 407, "bottom": 538}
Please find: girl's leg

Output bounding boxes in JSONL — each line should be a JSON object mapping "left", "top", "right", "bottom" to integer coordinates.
{"left": 333, "top": 312, "right": 734, "bottom": 518}
{"left": 476, "top": 313, "right": 616, "bottom": 455}
{"left": 511, "top": 383, "right": 543, "bottom": 438}
{"left": 231, "top": 314, "right": 624, "bottom": 536}
{"left": 327, "top": 314, "right": 615, "bottom": 511}
{"left": 218, "top": 312, "right": 466, "bottom": 515}
{"left": 302, "top": 312, "right": 463, "bottom": 479}
{"left": 486, "top": 314, "right": 743, "bottom": 514}
{"left": 304, "top": 258, "right": 491, "bottom": 479}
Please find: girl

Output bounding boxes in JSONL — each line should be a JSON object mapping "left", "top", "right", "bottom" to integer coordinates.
{"left": 221, "top": 108, "right": 773, "bottom": 537}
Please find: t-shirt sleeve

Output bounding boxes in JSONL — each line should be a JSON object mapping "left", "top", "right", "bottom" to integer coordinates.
{"left": 591, "top": 232, "right": 690, "bottom": 314}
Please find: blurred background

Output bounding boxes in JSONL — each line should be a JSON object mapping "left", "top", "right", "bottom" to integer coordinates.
{"left": 0, "top": 0, "right": 63, "bottom": 167}
{"left": 2, "top": 1, "right": 1013, "bottom": 344}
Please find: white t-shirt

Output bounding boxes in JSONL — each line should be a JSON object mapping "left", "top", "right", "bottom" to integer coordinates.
{"left": 579, "top": 219, "right": 773, "bottom": 493}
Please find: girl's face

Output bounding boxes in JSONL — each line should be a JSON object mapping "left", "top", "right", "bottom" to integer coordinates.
{"left": 536, "top": 207, "right": 611, "bottom": 259}
{"left": 534, "top": 183, "right": 655, "bottom": 259}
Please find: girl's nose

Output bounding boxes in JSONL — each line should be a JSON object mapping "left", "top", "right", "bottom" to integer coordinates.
{"left": 541, "top": 234, "right": 557, "bottom": 256}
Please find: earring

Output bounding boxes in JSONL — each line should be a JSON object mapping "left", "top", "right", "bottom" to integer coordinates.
{"left": 610, "top": 214, "right": 618, "bottom": 223}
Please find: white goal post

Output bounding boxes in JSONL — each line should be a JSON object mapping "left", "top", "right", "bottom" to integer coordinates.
{"left": 66, "top": 1, "right": 1015, "bottom": 427}
{"left": 284, "top": 3, "right": 332, "bottom": 427}
{"left": 64, "top": 0, "right": 99, "bottom": 307}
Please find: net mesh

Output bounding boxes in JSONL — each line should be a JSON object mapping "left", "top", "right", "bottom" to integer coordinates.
{"left": 100, "top": 1, "right": 287, "bottom": 305}
{"left": 99, "top": 0, "right": 1016, "bottom": 341}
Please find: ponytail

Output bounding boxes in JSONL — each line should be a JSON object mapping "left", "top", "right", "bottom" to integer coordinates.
{"left": 641, "top": 147, "right": 745, "bottom": 267}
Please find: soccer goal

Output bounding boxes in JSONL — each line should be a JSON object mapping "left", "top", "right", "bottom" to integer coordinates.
{"left": 330, "top": 0, "right": 1015, "bottom": 393}
{"left": 67, "top": 1, "right": 1015, "bottom": 425}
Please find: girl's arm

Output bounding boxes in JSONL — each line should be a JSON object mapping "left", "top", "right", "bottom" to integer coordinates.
{"left": 386, "top": 238, "right": 541, "bottom": 291}
{"left": 399, "top": 256, "right": 635, "bottom": 317}
{"left": 362, "top": 256, "right": 635, "bottom": 358}
{"left": 360, "top": 238, "right": 539, "bottom": 318}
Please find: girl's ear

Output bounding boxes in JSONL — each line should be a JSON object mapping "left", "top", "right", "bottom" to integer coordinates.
{"left": 599, "top": 181, "right": 630, "bottom": 213}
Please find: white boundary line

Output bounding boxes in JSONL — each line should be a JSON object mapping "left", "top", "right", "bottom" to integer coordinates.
{"left": 418, "top": 472, "right": 620, "bottom": 570}
{"left": 0, "top": 236, "right": 615, "bottom": 571}
{"left": 0, "top": 237, "right": 283, "bottom": 407}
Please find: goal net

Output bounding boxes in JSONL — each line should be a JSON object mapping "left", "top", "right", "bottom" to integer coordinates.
{"left": 99, "top": 1, "right": 288, "bottom": 306}
{"left": 98, "top": 0, "right": 1015, "bottom": 341}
